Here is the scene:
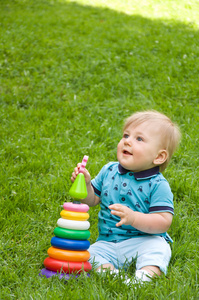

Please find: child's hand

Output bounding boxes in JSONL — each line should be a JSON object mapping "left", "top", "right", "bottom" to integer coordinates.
{"left": 109, "top": 204, "right": 173, "bottom": 233}
{"left": 71, "top": 163, "right": 91, "bottom": 184}
{"left": 109, "top": 204, "right": 135, "bottom": 227}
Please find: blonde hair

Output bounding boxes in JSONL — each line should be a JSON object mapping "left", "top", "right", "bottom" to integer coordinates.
{"left": 123, "top": 110, "right": 181, "bottom": 171}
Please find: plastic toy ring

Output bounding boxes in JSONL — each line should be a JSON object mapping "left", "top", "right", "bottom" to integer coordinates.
{"left": 57, "top": 218, "right": 90, "bottom": 230}
{"left": 47, "top": 246, "right": 90, "bottom": 262}
{"left": 51, "top": 236, "right": 90, "bottom": 250}
{"left": 39, "top": 268, "right": 90, "bottom": 279}
{"left": 63, "top": 202, "right": 89, "bottom": 213}
{"left": 44, "top": 257, "right": 92, "bottom": 273}
{"left": 54, "top": 227, "right": 90, "bottom": 240}
{"left": 60, "top": 210, "right": 89, "bottom": 221}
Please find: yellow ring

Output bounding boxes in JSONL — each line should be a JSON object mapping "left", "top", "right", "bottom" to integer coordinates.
{"left": 60, "top": 210, "right": 89, "bottom": 221}
{"left": 47, "top": 246, "right": 90, "bottom": 262}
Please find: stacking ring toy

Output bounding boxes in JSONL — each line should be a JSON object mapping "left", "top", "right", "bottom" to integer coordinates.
{"left": 40, "top": 268, "right": 72, "bottom": 279}
{"left": 54, "top": 227, "right": 90, "bottom": 240}
{"left": 60, "top": 210, "right": 89, "bottom": 221}
{"left": 40, "top": 268, "right": 78, "bottom": 279}
{"left": 48, "top": 246, "right": 90, "bottom": 262}
{"left": 57, "top": 218, "right": 90, "bottom": 230}
{"left": 44, "top": 257, "right": 92, "bottom": 273}
{"left": 40, "top": 268, "right": 90, "bottom": 279}
{"left": 63, "top": 202, "right": 89, "bottom": 213}
{"left": 51, "top": 236, "right": 90, "bottom": 250}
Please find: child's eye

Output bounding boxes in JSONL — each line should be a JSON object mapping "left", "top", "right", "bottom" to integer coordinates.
{"left": 137, "top": 136, "right": 143, "bottom": 141}
{"left": 123, "top": 133, "right": 129, "bottom": 138}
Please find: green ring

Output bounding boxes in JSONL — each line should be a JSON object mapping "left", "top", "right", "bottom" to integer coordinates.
{"left": 54, "top": 227, "right": 90, "bottom": 240}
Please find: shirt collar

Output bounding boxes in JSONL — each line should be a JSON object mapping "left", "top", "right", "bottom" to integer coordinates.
{"left": 118, "top": 164, "right": 159, "bottom": 180}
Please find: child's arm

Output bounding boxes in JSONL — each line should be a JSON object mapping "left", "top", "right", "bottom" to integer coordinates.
{"left": 71, "top": 164, "right": 100, "bottom": 207}
{"left": 109, "top": 204, "right": 172, "bottom": 234}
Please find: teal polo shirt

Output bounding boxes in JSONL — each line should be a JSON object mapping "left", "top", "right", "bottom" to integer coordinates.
{"left": 91, "top": 162, "right": 174, "bottom": 243}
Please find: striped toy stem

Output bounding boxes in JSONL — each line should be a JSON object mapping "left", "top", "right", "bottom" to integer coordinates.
{"left": 79, "top": 155, "right": 89, "bottom": 173}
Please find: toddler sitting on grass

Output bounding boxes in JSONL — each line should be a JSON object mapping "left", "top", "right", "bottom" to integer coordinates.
{"left": 71, "top": 110, "right": 181, "bottom": 283}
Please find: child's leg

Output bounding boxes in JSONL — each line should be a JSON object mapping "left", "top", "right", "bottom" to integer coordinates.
{"left": 97, "top": 263, "right": 116, "bottom": 271}
{"left": 135, "top": 236, "right": 171, "bottom": 276}
{"left": 140, "top": 265, "right": 161, "bottom": 277}
{"left": 89, "top": 241, "right": 118, "bottom": 270}
{"left": 116, "top": 235, "right": 171, "bottom": 282}
{"left": 134, "top": 266, "right": 161, "bottom": 283}
{"left": 134, "top": 236, "right": 171, "bottom": 283}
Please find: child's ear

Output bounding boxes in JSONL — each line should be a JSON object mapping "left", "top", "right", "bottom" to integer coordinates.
{"left": 153, "top": 150, "right": 168, "bottom": 166}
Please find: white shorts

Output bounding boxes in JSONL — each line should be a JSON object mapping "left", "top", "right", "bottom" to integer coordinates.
{"left": 89, "top": 235, "right": 171, "bottom": 274}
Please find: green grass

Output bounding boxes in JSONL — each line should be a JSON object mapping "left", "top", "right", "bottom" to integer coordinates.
{"left": 0, "top": 0, "right": 199, "bottom": 298}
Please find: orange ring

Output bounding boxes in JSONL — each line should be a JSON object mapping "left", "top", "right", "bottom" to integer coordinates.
{"left": 60, "top": 210, "right": 89, "bottom": 221}
{"left": 47, "top": 246, "right": 90, "bottom": 262}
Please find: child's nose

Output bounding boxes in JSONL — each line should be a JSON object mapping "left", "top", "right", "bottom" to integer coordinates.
{"left": 124, "top": 137, "right": 132, "bottom": 146}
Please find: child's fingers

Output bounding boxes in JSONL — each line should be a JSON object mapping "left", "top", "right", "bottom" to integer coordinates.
{"left": 109, "top": 204, "right": 124, "bottom": 212}
{"left": 82, "top": 168, "right": 91, "bottom": 184}
{"left": 116, "top": 220, "right": 124, "bottom": 227}
{"left": 71, "top": 172, "right": 76, "bottom": 182}
{"left": 71, "top": 164, "right": 91, "bottom": 185}
{"left": 71, "top": 164, "right": 81, "bottom": 181}
{"left": 110, "top": 210, "right": 123, "bottom": 218}
{"left": 75, "top": 164, "right": 81, "bottom": 174}
{"left": 71, "top": 164, "right": 80, "bottom": 181}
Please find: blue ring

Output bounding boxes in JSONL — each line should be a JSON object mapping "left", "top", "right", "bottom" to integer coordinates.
{"left": 51, "top": 236, "right": 90, "bottom": 251}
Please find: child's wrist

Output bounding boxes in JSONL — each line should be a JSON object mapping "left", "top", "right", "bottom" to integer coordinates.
{"left": 130, "top": 211, "right": 139, "bottom": 228}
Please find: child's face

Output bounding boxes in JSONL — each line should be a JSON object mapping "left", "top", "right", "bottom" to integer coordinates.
{"left": 117, "top": 121, "right": 163, "bottom": 172}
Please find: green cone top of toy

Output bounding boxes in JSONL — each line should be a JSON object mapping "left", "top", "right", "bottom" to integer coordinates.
{"left": 69, "top": 173, "right": 88, "bottom": 199}
{"left": 69, "top": 155, "right": 88, "bottom": 199}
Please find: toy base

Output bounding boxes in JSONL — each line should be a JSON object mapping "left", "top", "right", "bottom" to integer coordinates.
{"left": 39, "top": 268, "right": 90, "bottom": 280}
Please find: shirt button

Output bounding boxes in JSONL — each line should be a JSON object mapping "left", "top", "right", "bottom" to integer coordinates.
{"left": 121, "top": 197, "right": 125, "bottom": 201}
{"left": 123, "top": 183, "right": 127, "bottom": 187}
{"left": 129, "top": 173, "right": 133, "bottom": 176}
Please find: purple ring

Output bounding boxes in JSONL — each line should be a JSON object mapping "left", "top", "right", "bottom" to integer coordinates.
{"left": 39, "top": 268, "right": 90, "bottom": 280}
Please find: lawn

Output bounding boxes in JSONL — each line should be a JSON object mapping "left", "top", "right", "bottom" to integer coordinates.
{"left": 0, "top": 0, "right": 198, "bottom": 299}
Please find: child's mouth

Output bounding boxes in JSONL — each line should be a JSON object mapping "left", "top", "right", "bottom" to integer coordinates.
{"left": 123, "top": 150, "right": 132, "bottom": 155}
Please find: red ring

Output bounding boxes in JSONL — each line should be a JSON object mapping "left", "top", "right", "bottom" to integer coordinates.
{"left": 44, "top": 257, "right": 92, "bottom": 273}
